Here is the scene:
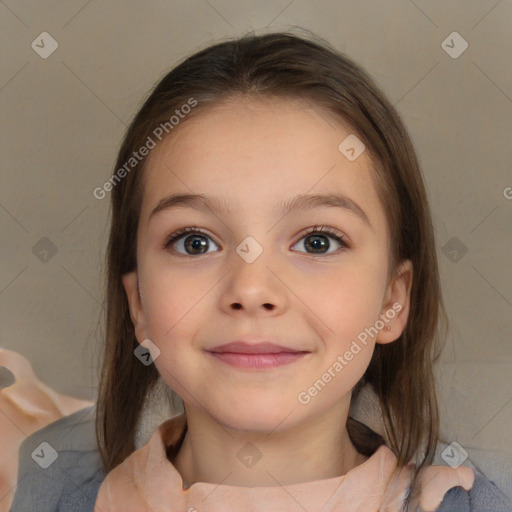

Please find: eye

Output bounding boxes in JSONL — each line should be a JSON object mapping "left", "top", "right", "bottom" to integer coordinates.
{"left": 163, "top": 227, "right": 219, "bottom": 256}
{"left": 163, "top": 224, "right": 349, "bottom": 257}
{"left": 291, "top": 225, "right": 349, "bottom": 255}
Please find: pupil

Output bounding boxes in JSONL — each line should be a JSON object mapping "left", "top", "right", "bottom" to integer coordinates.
{"left": 186, "top": 236, "right": 207, "bottom": 254}
{"left": 308, "top": 235, "right": 328, "bottom": 253}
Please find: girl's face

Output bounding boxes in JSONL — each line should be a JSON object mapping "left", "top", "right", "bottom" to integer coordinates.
{"left": 123, "top": 97, "right": 412, "bottom": 432}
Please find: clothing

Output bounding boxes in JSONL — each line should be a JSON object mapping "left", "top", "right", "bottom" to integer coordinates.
{"left": 94, "top": 413, "right": 512, "bottom": 512}
{"left": 8, "top": 406, "right": 105, "bottom": 512}
{"left": 9, "top": 407, "right": 511, "bottom": 512}
{"left": 0, "top": 349, "right": 92, "bottom": 511}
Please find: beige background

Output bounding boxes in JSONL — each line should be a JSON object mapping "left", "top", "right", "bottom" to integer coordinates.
{"left": 1, "top": 0, "right": 511, "bottom": 498}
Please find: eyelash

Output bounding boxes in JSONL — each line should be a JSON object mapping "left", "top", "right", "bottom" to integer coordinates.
{"left": 162, "top": 225, "right": 349, "bottom": 254}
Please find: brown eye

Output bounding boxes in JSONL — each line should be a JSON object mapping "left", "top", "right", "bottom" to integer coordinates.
{"left": 164, "top": 228, "right": 220, "bottom": 255}
{"left": 292, "top": 226, "right": 348, "bottom": 255}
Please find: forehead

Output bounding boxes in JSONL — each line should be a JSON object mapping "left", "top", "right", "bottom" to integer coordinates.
{"left": 140, "top": 97, "right": 387, "bottom": 234}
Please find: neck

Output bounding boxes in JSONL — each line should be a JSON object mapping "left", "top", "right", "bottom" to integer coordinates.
{"left": 172, "top": 400, "right": 368, "bottom": 489}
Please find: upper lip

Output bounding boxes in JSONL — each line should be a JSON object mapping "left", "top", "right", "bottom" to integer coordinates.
{"left": 207, "top": 341, "right": 308, "bottom": 354}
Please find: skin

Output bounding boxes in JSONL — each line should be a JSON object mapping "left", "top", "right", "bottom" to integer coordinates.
{"left": 123, "top": 96, "right": 413, "bottom": 489}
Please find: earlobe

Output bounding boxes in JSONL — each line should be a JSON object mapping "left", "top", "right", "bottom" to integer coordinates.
{"left": 376, "top": 260, "right": 413, "bottom": 345}
{"left": 122, "top": 271, "right": 148, "bottom": 342}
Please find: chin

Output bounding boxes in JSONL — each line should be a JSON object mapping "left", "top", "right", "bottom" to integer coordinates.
{"left": 212, "top": 400, "right": 302, "bottom": 434}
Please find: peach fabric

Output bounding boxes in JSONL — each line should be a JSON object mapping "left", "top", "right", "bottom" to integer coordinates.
{"left": 0, "top": 349, "right": 92, "bottom": 512}
{"left": 95, "top": 413, "right": 475, "bottom": 512}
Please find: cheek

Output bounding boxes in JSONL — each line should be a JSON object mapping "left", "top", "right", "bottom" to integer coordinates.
{"left": 140, "top": 267, "right": 210, "bottom": 398}
{"left": 138, "top": 263, "right": 212, "bottom": 342}
{"left": 307, "top": 262, "right": 385, "bottom": 335}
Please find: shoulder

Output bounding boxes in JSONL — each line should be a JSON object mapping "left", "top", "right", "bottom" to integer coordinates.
{"left": 9, "top": 405, "right": 105, "bottom": 512}
{"left": 436, "top": 471, "right": 512, "bottom": 512}
{"left": 394, "top": 457, "right": 511, "bottom": 512}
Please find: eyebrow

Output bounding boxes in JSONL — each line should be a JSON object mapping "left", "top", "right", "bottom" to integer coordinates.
{"left": 149, "top": 192, "right": 372, "bottom": 229}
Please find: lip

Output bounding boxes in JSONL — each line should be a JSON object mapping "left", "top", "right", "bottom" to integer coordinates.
{"left": 207, "top": 351, "right": 308, "bottom": 369}
{"left": 207, "top": 341, "right": 306, "bottom": 354}
{"left": 205, "top": 341, "right": 310, "bottom": 370}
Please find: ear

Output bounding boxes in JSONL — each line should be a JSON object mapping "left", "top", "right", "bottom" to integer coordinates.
{"left": 122, "top": 271, "right": 149, "bottom": 343}
{"left": 375, "top": 259, "right": 413, "bottom": 345}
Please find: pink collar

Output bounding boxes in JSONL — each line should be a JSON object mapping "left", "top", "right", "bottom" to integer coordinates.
{"left": 95, "top": 414, "right": 474, "bottom": 511}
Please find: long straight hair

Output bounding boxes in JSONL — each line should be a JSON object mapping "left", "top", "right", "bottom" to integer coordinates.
{"left": 96, "top": 29, "right": 447, "bottom": 505}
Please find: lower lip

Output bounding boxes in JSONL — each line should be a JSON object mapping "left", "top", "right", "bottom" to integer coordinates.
{"left": 207, "top": 351, "right": 308, "bottom": 369}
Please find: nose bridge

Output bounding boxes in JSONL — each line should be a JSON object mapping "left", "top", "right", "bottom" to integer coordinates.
{"left": 232, "top": 233, "right": 276, "bottom": 285}
{"left": 235, "top": 234, "right": 267, "bottom": 265}
{"left": 223, "top": 233, "right": 284, "bottom": 312}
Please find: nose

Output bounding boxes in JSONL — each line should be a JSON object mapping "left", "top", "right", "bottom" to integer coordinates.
{"left": 221, "top": 248, "right": 287, "bottom": 316}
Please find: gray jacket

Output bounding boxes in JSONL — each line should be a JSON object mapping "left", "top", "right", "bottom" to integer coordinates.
{"left": 9, "top": 407, "right": 512, "bottom": 512}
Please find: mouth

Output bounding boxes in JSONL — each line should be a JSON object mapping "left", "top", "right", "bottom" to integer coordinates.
{"left": 205, "top": 341, "right": 310, "bottom": 370}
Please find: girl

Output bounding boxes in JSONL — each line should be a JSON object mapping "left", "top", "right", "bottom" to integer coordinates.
{"left": 92, "top": 31, "right": 510, "bottom": 511}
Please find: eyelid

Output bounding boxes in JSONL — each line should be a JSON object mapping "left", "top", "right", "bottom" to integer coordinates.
{"left": 297, "top": 225, "right": 348, "bottom": 243}
{"left": 293, "top": 225, "right": 349, "bottom": 252}
{"left": 162, "top": 226, "right": 214, "bottom": 250}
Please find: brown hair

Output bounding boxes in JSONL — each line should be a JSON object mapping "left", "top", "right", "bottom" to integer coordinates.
{"left": 96, "top": 29, "right": 447, "bottom": 506}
